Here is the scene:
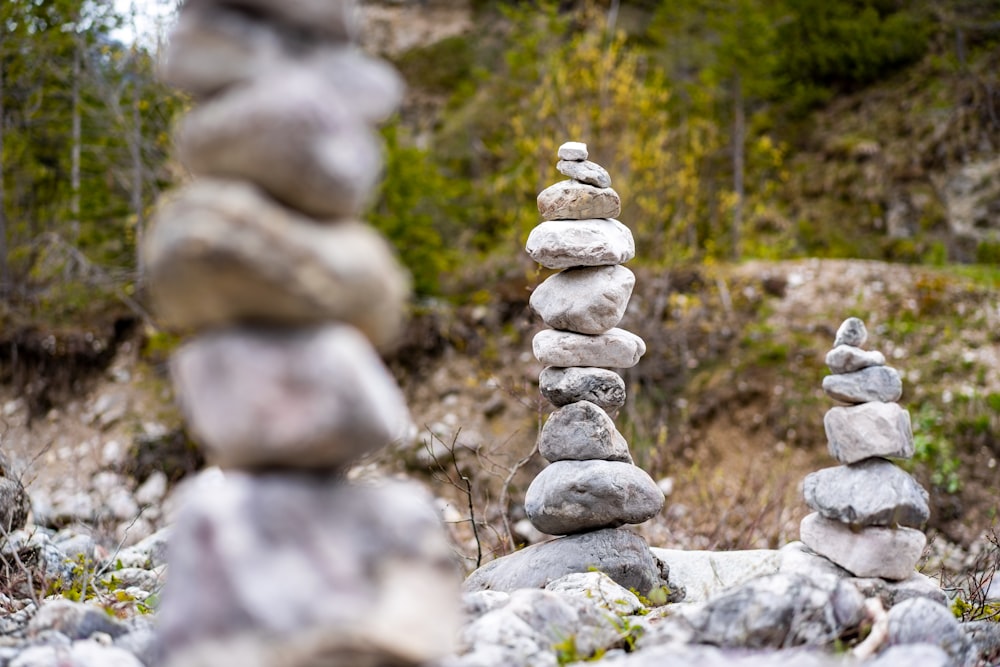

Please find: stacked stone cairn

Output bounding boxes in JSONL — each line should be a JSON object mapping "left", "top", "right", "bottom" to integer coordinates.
{"left": 524, "top": 142, "right": 665, "bottom": 540}
{"left": 799, "top": 317, "right": 929, "bottom": 581}
{"left": 145, "top": 1, "right": 459, "bottom": 665}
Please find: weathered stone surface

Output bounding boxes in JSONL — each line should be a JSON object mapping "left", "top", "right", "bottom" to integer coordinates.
{"left": 799, "top": 512, "right": 926, "bottom": 581}
{"left": 159, "top": 473, "right": 460, "bottom": 667}
{"left": 177, "top": 68, "right": 382, "bottom": 220}
{"left": 594, "top": 644, "right": 845, "bottom": 667}
{"left": 145, "top": 179, "right": 409, "bottom": 348}
{"left": 544, "top": 572, "right": 644, "bottom": 616}
{"left": 557, "top": 160, "right": 611, "bottom": 188}
{"left": 530, "top": 265, "right": 635, "bottom": 334}
{"left": 825, "top": 345, "right": 886, "bottom": 374}
{"left": 12, "top": 642, "right": 145, "bottom": 667}
{"left": 649, "top": 548, "right": 781, "bottom": 604}
{"left": 804, "top": 459, "right": 928, "bottom": 528}
{"left": 886, "top": 598, "right": 971, "bottom": 665}
{"left": 866, "top": 645, "right": 951, "bottom": 667}
{"left": 538, "top": 401, "right": 632, "bottom": 464}
{"left": 171, "top": 324, "right": 411, "bottom": 469}
{"left": 27, "top": 600, "right": 130, "bottom": 640}
{"left": 537, "top": 181, "right": 621, "bottom": 221}
{"left": 0, "top": 476, "right": 29, "bottom": 532}
{"left": 822, "top": 365, "right": 902, "bottom": 404}
{"left": 539, "top": 367, "right": 626, "bottom": 410}
{"left": 533, "top": 328, "right": 646, "bottom": 369}
{"left": 463, "top": 528, "right": 668, "bottom": 597}
{"left": 941, "top": 157, "right": 1000, "bottom": 241}
{"left": 833, "top": 317, "right": 867, "bottom": 348}
{"left": 525, "top": 460, "right": 664, "bottom": 534}
{"left": 163, "top": 6, "right": 402, "bottom": 118}
{"left": 965, "top": 620, "right": 1000, "bottom": 667}
{"left": 558, "top": 142, "right": 588, "bottom": 161}
{"left": 183, "top": 0, "right": 358, "bottom": 41}
{"left": 824, "top": 402, "right": 914, "bottom": 464}
{"left": 526, "top": 218, "right": 635, "bottom": 270}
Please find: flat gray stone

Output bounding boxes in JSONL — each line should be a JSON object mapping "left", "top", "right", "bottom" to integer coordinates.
{"left": 538, "top": 401, "right": 632, "bottom": 463}
{"left": 462, "top": 527, "right": 667, "bottom": 597}
{"left": 159, "top": 473, "right": 460, "bottom": 666}
{"left": 824, "top": 402, "right": 914, "bottom": 464}
{"left": 537, "top": 180, "right": 621, "bottom": 221}
{"left": 524, "top": 460, "right": 664, "bottom": 535}
{"left": 822, "top": 365, "right": 902, "bottom": 404}
{"left": 177, "top": 67, "right": 381, "bottom": 220}
{"left": 530, "top": 265, "right": 635, "bottom": 334}
{"left": 557, "top": 160, "right": 611, "bottom": 188}
{"left": 833, "top": 317, "right": 867, "bottom": 348}
{"left": 649, "top": 548, "right": 781, "bottom": 604}
{"left": 171, "top": 324, "right": 411, "bottom": 469}
{"left": 825, "top": 345, "right": 886, "bottom": 373}
{"left": 799, "top": 512, "right": 926, "bottom": 581}
{"left": 558, "top": 142, "right": 588, "bottom": 161}
{"left": 526, "top": 218, "right": 635, "bottom": 270}
{"left": 183, "top": 0, "right": 358, "bottom": 41}
{"left": 533, "top": 328, "right": 645, "bottom": 369}
{"left": 539, "top": 367, "right": 626, "bottom": 410}
{"left": 145, "top": 179, "right": 409, "bottom": 349}
{"left": 803, "top": 459, "right": 929, "bottom": 527}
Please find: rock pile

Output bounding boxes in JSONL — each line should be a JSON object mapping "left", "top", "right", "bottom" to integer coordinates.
{"left": 146, "top": 1, "right": 459, "bottom": 665}
{"left": 526, "top": 141, "right": 664, "bottom": 537}
{"left": 799, "top": 317, "right": 928, "bottom": 581}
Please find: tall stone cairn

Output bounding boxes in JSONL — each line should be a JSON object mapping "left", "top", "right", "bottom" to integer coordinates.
{"left": 525, "top": 142, "right": 665, "bottom": 538}
{"left": 146, "top": 1, "right": 459, "bottom": 665}
{"left": 799, "top": 317, "right": 929, "bottom": 581}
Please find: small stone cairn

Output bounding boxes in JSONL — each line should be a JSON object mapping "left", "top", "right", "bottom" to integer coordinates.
{"left": 525, "top": 142, "right": 665, "bottom": 539}
{"left": 799, "top": 317, "right": 929, "bottom": 581}
{"left": 145, "top": 1, "right": 458, "bottom": 665}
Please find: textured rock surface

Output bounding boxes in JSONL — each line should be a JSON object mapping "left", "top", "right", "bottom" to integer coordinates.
{"left": 170, "top": 324, "right": 412, "bottom": 469}
{"left": 526, "top": 218, "right": 635, "bottom": 270}
{"left": 803, "top": 459, "right": 929, "bottom": 527}
{"left": 0, "top": 476, "right": 29, "bottom": 532}
{"left": 558, "top": 142, "right": 588, "bottom": 161}
{"left": 824, "top": 402, "right": 914, "bottom": 463}
{"left": 556, "top": 160, "right": 612, "bottom": 188}
{"left": 538, "top": 401, "right": 632, "bottom": 463}
{"left": 533, "top": 328, "right": 646, "bottom": 369}
{"left": 799, "top": 512, "right": 926, "bottom": 580}
{"left": 158, "top": 472, "right": 460, "bottom": 666}
{"left": 544, "top": 572, "right": 643, "bottom": 616}
{"left": 462, "top": 528, "right": 668, "bottom": 597}
{"left": 822, "top": 365, "right": 902, "bottom": 404}
{"left": 145, "top": 179, "right": 409, "bottom": 348}
{"left": 886, "top": 598, "right": 971, "bottom": 665}
{"left": 537, "top": 180, "right": 621, "bottom": 220}
{"left": 833, "top": 317, "right": 867, "bottom": 348}
{"left": 650, "top": 548, "right": 781, "bottom": 603}
{"left": 530, "top": 265, "right": 635, "bottom": 334}
{"left": 825, "top": 345, "right": 886, "bottom": 374}
{"left": 539, "top": 367, "right": 626, "bottom": 410}
{"left": 524, "top": 460, "right": 664, "bottom": 534}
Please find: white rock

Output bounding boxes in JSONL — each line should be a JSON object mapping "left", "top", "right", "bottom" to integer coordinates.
{"left": 537, "top": 181, "right": 621, "bottom": 221}
{"left": 530, "top": 265, "right": 635, "bottom": 334}
{"left": 558, "top": 142, "right": 588, "bottom": 161}
{"left": 533, "top": 328, "right": 645, "bottom": 369}
{"left": 824, "top": 402, "right": 914, "bottom": 464}
{"left": 557, "top": 159, "right": 611, "bottom": 188}
{"left": 799, "top": 512, "right": 926, "bottom": 581}
{"left": 826, "top": 345, "right": 885, "bottom": 374}
{"left": 544, "top": 571, "right": 644, "bottom": 615}
{"left": 526, "top": 218, "right": 635, "bottom": 270}
{"left": 135, "top": 471, "right": 169, "bottom": 507}
{"left": 649, "top": 548, "right": 782, "bottom": 603}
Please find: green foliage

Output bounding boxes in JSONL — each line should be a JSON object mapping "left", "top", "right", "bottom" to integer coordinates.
{"left": 903, "top": 404, "right": 962, "bottom": 494}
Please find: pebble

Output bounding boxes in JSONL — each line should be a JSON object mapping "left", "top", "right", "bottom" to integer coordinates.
{"left": 824, "top": 402, "right": 914, "bottom": 463}
{"left": 538, "top": 367, "right": 626, "bottom": 410}
{"left": 526, "top": 218, "right": 635, "bottom": 270}
{"left": 538, "top": 401, "right": 632, "bottom": 463}
{"left": 833, "top": 317, "right": 867, "bottom": 348}
{"left": 557, "top": 159, "right": 612, "bottom": 188}
{"left": 557, "top": 141, "right": 588, "bottom": 161}
{"left": 821, "top": 365, "right": 902, "bottom": 403}
{"left": 529, "top": 265, "right": 635, "bottom": 334}
{"left": 825, "top": 345, "right": 886, "bottom": 374}
{"left": 537, "top": 180, "right": 622, "bottom": 221}
{"left": 799, "top": 512, "right": 926, "bottom": 581}
{"left": 803, "top": 459, "right": 929, "bottom": 528}
{"left": 533, "top": 327, "right": 646, "bottom": 369}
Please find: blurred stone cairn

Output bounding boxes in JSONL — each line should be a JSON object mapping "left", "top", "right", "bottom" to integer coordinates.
{"left": 144, "top": 0, "right": 459, "bottom": 665}
{"left": 464, "top": 142, "right": 671, "bottom": 599}
{"left": 800, "top": 317, "right": 929, "bottom": 580}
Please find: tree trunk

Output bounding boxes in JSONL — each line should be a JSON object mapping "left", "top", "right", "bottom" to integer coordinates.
{"left": 71, "top": 37, "right": 81, "bottom": 241}
{"left": 731, "top": 73, "right": 745, "bottom": 261}
{"left": 0, "top": 26, "right": 8, "bottom": 301}
{"left": 131, "top": 68, "right": 144, "bottom": 282}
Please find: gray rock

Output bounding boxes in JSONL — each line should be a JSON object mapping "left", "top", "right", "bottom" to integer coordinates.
{"left": 594, "top": 644, "right": 844, "bottom": 667}
{"left": 461, "top": 591, "right": 511, "bottom": 620}
{"left": 176, "top": 68, "right": 381, "bottom": 220}
{"left": 27, "top": 600, "right": 130, "bottom": 641}
{"left": 183, "top": 0, "right": 358, "bottom": 41}
{"left": 964, "top": 620, "right": 1000, "bottom": 667}
{"left": 544, "top": 572, "right": 644, "bottom": 616}
{"left": 539, "top": 367, "right": 626, "bottom": 410}
{"left": 0, "top": 476, "right": 29, "bottom": 532}
{"left": 824, "top": 402, "right": 914, "bottom": 464}
{"left": 803, "top": 459, "right": 929, "bottom": 527}
{"left": 158, "top": 473, "right": 460, "bottom": 666}
{"left": 649, "top": 548, "right": 781, "bottom": 603}
{"left": 110, "top": 527, "right": 172, "bottom": 570}
{"left": 538, "top": 401, "right": 632, "bottom": 464}
{"left": 866, "top": 644, "right": 951, "bottom": 667}
{"left": 526, "top": 218, "right": 635, "bottom": 270}
{"left": 530, "top": 265, "right": 635, "bottom": 335}
{"left": 941, "top": 157, "right": 1000, "bottom": 242}
{"left": 164, "top": 7, "right": 402, "bottom": 119}
{"left": 822, "top": 365, "right": 902, "bottom": 404}
{"left": 799, "top": 512, "right": 926, "bottom": 581}
{"left": 557, "top": 160, "right": 611, "bottom": 188}
{"left": 145, "top": 179, "right": 410, "bottom": 349}
{"left": 833, "top": 317, "right": 867, "bottom": 348}
{"left": 524, "top": 460, "right": 664, "bottom": 535}
{"left": 115, "top": 627, "right": 163, "bottom": 667}
{"left": 558, "top": 142, "right": 588, "bottom": 161}
{"left": 533, "top": 328, "right": 646, "bottom": 369}
{"left": 463, "top": 528, "right": 668, "bottom": 598}
{"left": 886, "top": 598, "right": 971, "bottom": 665}
{"left": 537, "top": 181, "right": 621, "bottom": 221}
{"left": 11, "top": 642, "right": 145, "bottom": 667}
{"left": 171, "top": 324, "right": 411, "bottom": 470}
{"left": 825, "top": 345, "right": 886, "bottom": 373}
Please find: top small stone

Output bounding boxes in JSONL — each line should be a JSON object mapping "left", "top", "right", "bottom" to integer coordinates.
{"left": 834, "top": 317, "right": 867, "bottom": 348}
{"left": 558, "top": 142, "right": 588, "bottom": 161}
